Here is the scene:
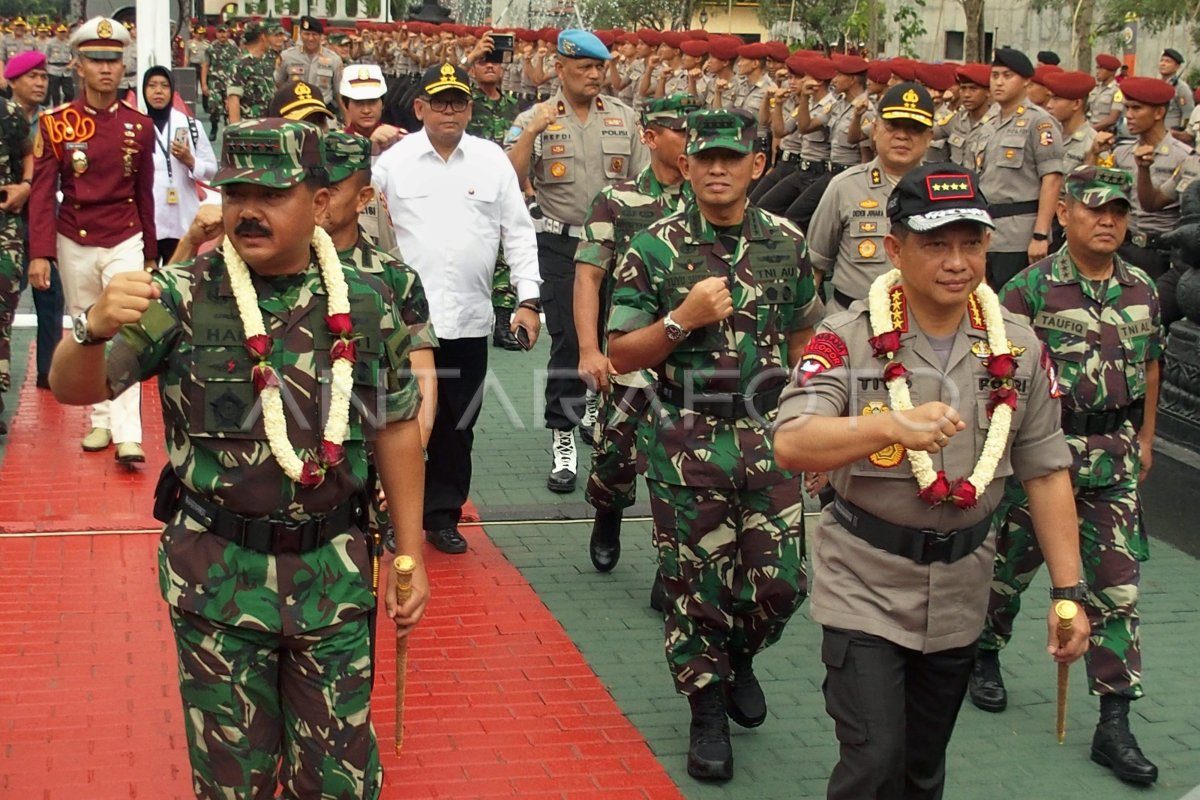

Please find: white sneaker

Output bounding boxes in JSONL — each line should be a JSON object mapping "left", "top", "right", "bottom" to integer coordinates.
{"left": 547, "top": 429, "right": 577, "bottom": 493}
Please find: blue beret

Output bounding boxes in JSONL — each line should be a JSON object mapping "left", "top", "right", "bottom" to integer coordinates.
{"left": 557, "top": 29, "right": 611, "bottom": 61}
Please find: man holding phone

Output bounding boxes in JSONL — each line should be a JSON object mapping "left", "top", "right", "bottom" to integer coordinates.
{"left": 373, "top": 63, "right": 541, "bottom": 555}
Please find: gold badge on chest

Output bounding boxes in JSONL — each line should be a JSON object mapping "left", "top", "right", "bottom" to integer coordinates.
{"left": 863, "top": 401, "right": 906, "bottom": 468}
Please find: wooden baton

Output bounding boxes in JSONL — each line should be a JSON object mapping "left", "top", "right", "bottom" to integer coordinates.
{"left": 393, "top": 554, "right": 416, "bottom": 757}
{"left": 1055, "top": 600, "right": 1078, "bottom": 744}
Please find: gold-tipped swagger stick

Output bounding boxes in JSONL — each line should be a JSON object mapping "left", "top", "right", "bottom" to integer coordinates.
{"left": 393, "top": 554, "right": 416, "bottom": 756}
{"left": 1056, "top": 600, "right": 1079, "bottom": 744}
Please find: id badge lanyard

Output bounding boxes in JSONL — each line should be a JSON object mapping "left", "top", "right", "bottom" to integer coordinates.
{"left": 156, "top": 120, "right": 179, "bottom": 204}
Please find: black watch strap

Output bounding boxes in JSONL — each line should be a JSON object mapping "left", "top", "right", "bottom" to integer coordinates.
{"left": 518, "top": 299, "right": 542, "bottom": 313}
{"left": 1031, "top": 231, "right": 1049, "bottom": 242}
{"left": 1049, "top": 581, "right": 1087, "bottom": 602}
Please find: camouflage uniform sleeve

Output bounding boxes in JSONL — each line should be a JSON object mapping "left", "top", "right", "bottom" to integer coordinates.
{"left": 227, "top": 58, "right": 245, "bottom": 96}
{"left": 997, "top": 266, "right": 1037, "bottom": 321}
{"left": 1, "top": 101, "right": 29, "bottom": 158}
{"left": 783, "top": 219, "right": 824, "bottom": 330}
{"left": 382, "top": 292, "right": 421, "bottom": 425}
{"left": 574, "top": 187, "right": 617, "bottom": 270}
{"left": 388, "top": 256, "right": 438, "bottom": 351}
{"left": 607, "top": 231, "right": 661, "bottom": 334}
{"left": 105, "top": 268, "right": 186, "bottom": 397}
{"left": 1006, "top": 314, "right": 1072, "bottom": 481}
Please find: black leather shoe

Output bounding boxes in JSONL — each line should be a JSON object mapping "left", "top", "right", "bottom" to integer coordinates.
{"left": 1091, "top": 696, "right": 1158, "bottom": 784}
{"left": 687, "top": 684, "right": 733, "bottom": 782}
{"left": 968, "top": 650, "right": 1007, "bottom": 712}
{"left": 36, "top": 374, "right": 51, "bottom": 390}
{"left": 649, "top": 571, "right": 669, "bottom": 613}
{"left": 425, "top": 527, "right": 468, "bottom": 554}
{"left": 492, "top": 307, "right": 523, "bottom": 351}
{"left": 726, "top": 653, "right": 767, "bottom": 728}
{"left": 589, "top": 510, "right": 621, "bottom": 572}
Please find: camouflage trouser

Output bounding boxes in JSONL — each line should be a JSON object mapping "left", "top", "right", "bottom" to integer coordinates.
{"left": 979, "top": 477, "right": 1147, "bottom": 698}
{"left": 0, "top": 244, "right": 23, "bottom": 394}
{"left": 491, "top": 247, "right": 516, "bottom": 310}
{"left": 170, "top": 607, "right": 383, "bottom": 799}
{"left": 205, "top": 81, "right": 226, "bottom": 126}
{"left": 584, "top": 382, "right": 650, "bottom": 511}
{"left": 647, "top": 478, "right": 807, "bottom": 695}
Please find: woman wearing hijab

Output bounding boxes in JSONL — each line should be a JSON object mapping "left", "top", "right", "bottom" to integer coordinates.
{"left": 142, "top": 66, "right": 217, "bottom": 263}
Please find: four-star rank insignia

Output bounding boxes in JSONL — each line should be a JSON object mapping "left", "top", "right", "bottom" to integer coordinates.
{"left": 925, "top": 174, "right": 975, "bottom": 200}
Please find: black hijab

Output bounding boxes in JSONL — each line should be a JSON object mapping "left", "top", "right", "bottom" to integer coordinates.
{"left": 142, "top": 66, "right": 174, "bottom": 131}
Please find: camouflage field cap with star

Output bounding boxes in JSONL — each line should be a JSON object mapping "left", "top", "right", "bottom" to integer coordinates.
{"left": 1063, "top": 164, "right": 1133, "bottom": 208}
{"left": 641, "top": 93, "right": 701, "bottom": 130}
{"left": 323, "top": 131, "right": 372, "bottom": 183}
{"left": 887, "top": 163, "right": 995, "bottom": 232}
{"left": 213, "top": 119, "right": 326, "bottom": 189}
{"left": 684, "top": 108, "right": 755, "bottom": 155}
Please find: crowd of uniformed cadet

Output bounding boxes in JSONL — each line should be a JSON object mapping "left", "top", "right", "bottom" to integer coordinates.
{"left": 0, "top": 9, "right": 1192, "bottom": 798}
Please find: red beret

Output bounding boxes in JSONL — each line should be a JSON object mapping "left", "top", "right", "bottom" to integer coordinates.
{"left": 1095, "top": 53, "right": 1122, "bottom": 71}
{"left": 738, "top": 42, "right": 769, "bottom": 60}
{"left": 681, "top": 39, "right": 708, "bottom": 57}
{"left": 1041, "top": 70, "right": 1096, "bottom": 100}
{"left": 660, "top": 31, "right": 686, "bottom": 49}
{"left": 889, "top": 58, "right": 918, "bottom": 81}
{"left": 707, "top": 36, "right": 742, "bottom": 62}
{"left": 866, "top": 62, "right": 893, "bottom": 84}
{"left": 1120, "top": 76, "right": 1175, "bottom": 105}
{"left": 831, "top": 54, "right": 869, "bottom": 75}
{"left": 637, "top": 28, "right": 661, "bottom": 46}
{"left": 794, "top": 49, "right": 824, "bottom": 59}
{"left": 784, "top": 55, "right": 808, "bottom": 76}
{"left": 915, "top": 62, "right": 954, "bottom": 92}
{"left": 1031, "top": 64, "right": 1064, "bottom": 85}
{"left": 805, "top": 58, "right": 838, "bottom": 82}
{"left": 516, "top": 29, "right": 538, "bottom": 42}
{"left": 956, "top": 63, "right": 992, "bottom": 88}
{"left": 765, "top": 41, "right": 790, "bottom": 62}
{"left": 686, "top": 29, "right": 709, "bottom": 40}
{"left": 595, "top": 30, "right": 616, "bottom": 47}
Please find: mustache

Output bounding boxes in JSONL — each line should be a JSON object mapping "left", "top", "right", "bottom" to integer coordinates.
{"left": 234, "top": 220, "right": 272, "bottom": 237}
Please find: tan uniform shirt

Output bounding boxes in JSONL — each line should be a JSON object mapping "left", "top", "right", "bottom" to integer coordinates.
{"left": 1112, "top": 135, "right": 1194, "bottom": 235}
{"left": 806, "top": 159, "right": 894, "bottom": 308}
{"left": 1087, "top": 80, "right": 1124, "bottom": 130}
{"left": 932, "top": 105, "right": 994, "bottom": 167}
{"left": 775, "top": 302, "right": 1071, "bottom": 652}
{"left": 828, "top": 96, "right": 862, "bottom": 166}
{"left": 1061, "top": 124, "right": 1098, "bottom": 176}
{"left": 275, "top": 45, "right": 344, "bottom": 106}
{"left": 800, "top": 92, "right": 835, "bottom": 163}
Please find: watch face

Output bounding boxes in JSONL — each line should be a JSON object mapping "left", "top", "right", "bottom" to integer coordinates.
{"left": 72, "top": 313, "right": 89, "bottom": 344}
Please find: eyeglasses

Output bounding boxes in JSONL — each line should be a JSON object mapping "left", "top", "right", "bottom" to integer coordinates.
{"left": 427, "top": 95, "right": 469, "bottom": 113}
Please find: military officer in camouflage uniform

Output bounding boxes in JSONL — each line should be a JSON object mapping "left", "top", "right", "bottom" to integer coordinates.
{"left": 774, "top": 163, "right": 1089, "bottom": 800}
{"left": 574, "top": 94, "right": 695, "bottom": 580}
{"left": 0, "top": 96, "right": 29, "bottom": 434}
{"left": 228, "top": 24, "right": 278, "bottom": 123}
{"left": 277, "top": 16, "right": 344, "bottom": 109}
{"left": 970, "top": 166, "right": 1161, "bottom": 785}
{"left": 466, "top": 53, "right": 523, "bottom": 350}
{"left": 608, "top": 108, "right": 822, "bottom": 782}
{"left": 202, "top": 25, "right": 238, "bottom": 137}
{"left": 1090, "top": 54, "right": 1125, "bottom": 133}
{"left": 975, "top": 48, "right": 1065, "bottom": 290}
{"left": 48, "top": 118, "right": 429, "bottom": 798}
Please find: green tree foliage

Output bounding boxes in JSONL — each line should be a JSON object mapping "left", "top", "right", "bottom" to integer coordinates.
{"left": 578, "top": 0, "right": 698, "bottom": 30}
{"left": 0, "top": 0, "right": 68, "bottom": 17}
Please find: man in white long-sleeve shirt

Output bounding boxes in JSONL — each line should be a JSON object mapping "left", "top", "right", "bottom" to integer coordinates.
{"left": 373, "top": 63, "right": 542, "bottom": 555}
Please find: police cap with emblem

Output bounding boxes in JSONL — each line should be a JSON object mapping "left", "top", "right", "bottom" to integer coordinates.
{"left": 300, "top": 16, "right": 324, "bottom": 34}
{"left": 213, "top": 119, "right": 326, "bottom": 189}
{"left": 888, "top": 164, "right": 995, "bottom": 232}
{"left": 70, "top": 16, "right": 130, "bottom": 60}
{"left": 992, "top": 47, "right": 1034, "bottom": 78}
{"left": 557, "top": 29, "right": 612, "bottom": 61}
{"left": 323, "top": 131, "right": 372, "bottom": 184}
{"left": 420, "top": 62, "right": 471, "bottom": 96}
{"left": 340, "top": 63, "right": 387, "bottom": 100}
{"left": 1063, "top": 164, "right": 1133, "bottom": 208}
{"left": 1120, "top": 77, "right": 1175, "bottom": 106}
{"left": 267, "top": 81, "right": 335, "bottom": 123}
{"left": 877, "top": 82, "right": 935, "bottom": 128}
{"left": 685, "top": 108, "right": 755, "bottom": 155}
{"left": 642, "top": 93, "right": 701, "bottom": 130}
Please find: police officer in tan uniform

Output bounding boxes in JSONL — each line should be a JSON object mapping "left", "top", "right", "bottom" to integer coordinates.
{"left": 774, "top": 162, "right": 1090, "bottom": 800}
{"left": 1090, "top": 54, "right": 1125, "bottom": 133}
{"left": 276, "top": 16, "right": 344, "bottom": 108}
{"left": 933, "top": 63, "right": 995, "bottom": 168}
{"left": 506, "top": 29, "right": 648, "bottom": 493}
{"left": 975, "top": 48, "right": 1065, "bottom": 290}
{"left": 808, "top": 83, "right": 935, "bottom": 314}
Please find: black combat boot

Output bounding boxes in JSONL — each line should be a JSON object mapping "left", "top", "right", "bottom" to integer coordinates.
{"left": 588, "top": 509, "right": 621, "bottom": 572}
{"left": 649, "top": 571, "right": 668, "bottom": 613}
{"left": 686, "top": 684, "right": 733, "bottom": 782}
{"left": 968, "top": 649, "right": 1007, "bottom": 712}
{"left": 726, "top": 652, "right": 767, "bottom": 728}
{"left": 492, "top": 307, "right": 522, "bottom": 350}
{"left": 1091, "top": 695, "right": 1158, "bottom": 784}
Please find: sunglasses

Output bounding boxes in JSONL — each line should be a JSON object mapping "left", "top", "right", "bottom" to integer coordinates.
{"left": 425, "top": 95, "right": 469, "bottom": 112}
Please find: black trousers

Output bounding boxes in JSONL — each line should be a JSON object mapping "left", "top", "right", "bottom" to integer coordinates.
{"left": 785, "top": 172, "right": 836, "bottom": 231}
{"left": 985, "top": 251, "right": 1030, "bottom": 293}
{"left": 48, "top": 74, "right": 74, "bottom": 105}
{"left": 1119, "top": 243, "right": 1179, "bottom": 327}
{"left": 423, "top": 336, "right": 488, "bottom": 531}
{"left": 157, "top": 238, "right": 180, "bottom": 268}
{"left": 757, "top": 164, "right": 825, "bottom": 217}
{"left": 822, "top": 627, "right": 977, "bottom": 800}
{"left": 749, "top": 160, "right": 797, "bottom": 205}
{"left": 538, "top": 231, "right": 585, "bottom": 431}
{"left": 17, "top": 229, "right": 64, "bottom": 381}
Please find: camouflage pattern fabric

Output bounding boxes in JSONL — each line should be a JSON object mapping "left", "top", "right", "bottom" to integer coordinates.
{"left": 172, "top": 607, "right": 382, "bottom": 798}
{"left": 467, "top": 88, "right": 520, "bottom": 145}
{"left": 980, "top": 477, "right": 1145, "bottom": 698}
{"left": 608, "top": 202, "right": 821, "bottom": 489}
{"left": 0, "top": 99, "right": 29, "bottom": 394}
{"left": 647, "top": 478, "right": 807, "bottom": 694}
{"left": 577, "top": 165, "right": 690, "bottom": 510}
{"left": 999, "top": 247, "right": 1163, "bottom": 487}
{"left": 229, "top": 51, "right": 281, "bottom": 121}
{"left": 215, "top": 119, "right": 322, "bottom": 188}
{"left": 205, "top": 40, "right": 241, "bottom": 123}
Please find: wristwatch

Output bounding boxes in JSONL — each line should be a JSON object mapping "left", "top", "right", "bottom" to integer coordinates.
{"left": 1031, "top": 231, "right": 1049, "bottom": 242}
{"left": 1049, "top": 581, "right": 1088, "bottom": 602}
{"left": 518, "top": 299, "right": 542, "bottom": 313}
{"left": 663, "top": 312, "right": 688, "bottom": 343}
{"left": 72, "top": 306, "right": 110, "bottom": 346}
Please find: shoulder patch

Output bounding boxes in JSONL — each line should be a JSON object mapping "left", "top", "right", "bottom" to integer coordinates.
{"left": 1113, "top": 89, "right": 1124, "bottom": 103}
{"left": 796, "top": 331, "right": 849, "bottom": 385}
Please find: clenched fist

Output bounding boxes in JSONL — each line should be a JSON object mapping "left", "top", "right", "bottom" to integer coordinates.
{"left": 891, "top": 401, "right": 966, "bottom": 453}
{"left": 673, "top": 276, "right": 733, "bottom": 331}
{"left": 89, "top": 271, "right": 163, "bottom": 341}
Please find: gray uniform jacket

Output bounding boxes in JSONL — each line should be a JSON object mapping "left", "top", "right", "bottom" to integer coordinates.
{"left": 1165, "top": 74, "right": 1195, "bottom": 131}
{"left": 1113, "top": 136, "right": 1194, "bottom": 235}
{"left": 806, "top": 159, "right": 894, "bottom": 308}
{"left": 276, "top": 46, "right": 344, "bottom": 105}
{"left": 1087, "top": 81, "right": 1124, "bottom": 130}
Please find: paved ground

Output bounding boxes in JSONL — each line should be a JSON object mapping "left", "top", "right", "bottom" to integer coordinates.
{"left": 2, "top": 328, "right": 1199, "bottom": 799}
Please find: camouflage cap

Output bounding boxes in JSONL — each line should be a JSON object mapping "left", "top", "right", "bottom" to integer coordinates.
{"left": 641, "top": 93, "right": 701, "bottom": 130}
{"left": 323, "top": 131, "right": 372, "bottom": 184}
{"left": 684, "top": 109, "right": 755, "bottom": 155}
{"left": 213, "top": 119, "right": 326, "bottom": 189}
{"left": 1064, "top": 164, "right": 1133, "bottom": 208}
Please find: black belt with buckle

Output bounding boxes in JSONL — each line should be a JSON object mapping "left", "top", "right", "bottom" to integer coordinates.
{"left": 658, "top": 380, "right": 783, "bottom": 421}
{"left": 831, "top": 494, "right": 992, "bottom": 565}
{"left": 827, "top": 161, "right": 855, "bottom": 175}
{"left": 1129, "top": 232, "right": 1170, "bottom": 251}
{"left": 1061, "top": 399, "right": 1145, "bottom": 436}
{"left": 178, "top": 489, "right": 363, "bottom": 555}
{"left": 989, "top": 200, "right": 1039, "bottom": 218}
{"left": 780, "top": 151, "right": 803, "bottom": 164}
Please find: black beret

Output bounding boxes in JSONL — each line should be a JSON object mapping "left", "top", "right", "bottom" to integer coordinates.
{"left": 300, "top": 15, "right": 324, "bottom": 34}
{"left": 993, "top": 47, "right": 1034, "bottom": 78}
{"left": 1036, "top": 50, "right": 1060, "bottom": 65}
{"left": 1163, "top": 48, "right": 1185, "bottom": 65}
